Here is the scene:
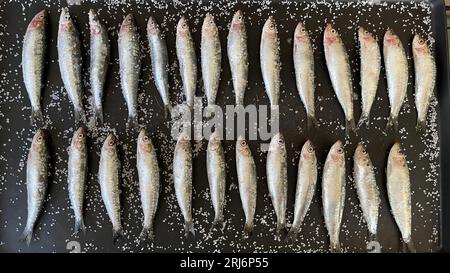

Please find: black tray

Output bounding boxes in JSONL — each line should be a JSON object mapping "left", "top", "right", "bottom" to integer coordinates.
{"left": 0, "top": 0, "right": 448, "bottom": 253}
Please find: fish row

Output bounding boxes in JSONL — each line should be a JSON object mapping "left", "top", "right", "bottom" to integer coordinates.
{"left": 23, "top": 9, "right": 436, "bottom": 133}
{"left": 21, "top": 128, "right": 413, "bottom": 252}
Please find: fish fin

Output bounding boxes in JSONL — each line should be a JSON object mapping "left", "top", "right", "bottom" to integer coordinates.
{"left": 345, "top": 118, "right": 356, "bottom": 135}
{"left": 416, "top": 119, "right": 426, "bottom": 133}
{"left": 330, "top": 240, "right": 342, "bottom": 253}
{"left": 74, "top": 108, "right": 86, "bottom": 125}
{"left": 126, "top": 115, "right": 139, "bottom": 131}
{"left": 184, "top": 221, "right": 195, "bottom": 238}
{"left": 139, "top": 226, "right": 155, "bottom": 242}
{"left": 112, "top": 228, "right": 124, "bottom": 244}
{"left": 243, "top": 221, "right": 253, "bottom": 237}
{"left": 209, "top": 217, "right": 225, "bottom": 233}
{"left": 385, "top": 115, "right": 398, "bottom": 132}
{"left": 30, "top": 107, "right": 43, "bottom": 125}
{"left": 74, "top": 217, "right": 86, "bottom": 235}
{"left": 205, "top": 104, "right": 217, "bottom": 118}
{"left": 276, "top": 220, "right": 287, "bottom": 236}
{"left": 19, "top": 226, "right": 33, "bottom": 247}
{"left": 285, "top": 227, "right": 299, "bottom": 244}
{"left": 165, "top": 104, "right": 173, "bottom": 119}
{"left": 95, "top": 106, "right": 104, "bottom": 125}
{"left": 402, "top": 240, "right": 416, "bottom": 253}
{"left": 357, "top": 112, "right": 370, "bottom": 129}
{"left": 306, "top": 114, "right": 317, "bottom": 130}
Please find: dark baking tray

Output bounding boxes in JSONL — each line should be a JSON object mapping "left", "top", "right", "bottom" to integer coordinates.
{"left": 0, "top": 0, "right": 448, "bottom": 253}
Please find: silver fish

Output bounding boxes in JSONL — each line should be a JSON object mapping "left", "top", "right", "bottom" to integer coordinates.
{"left": 137, "top": 128, "right": 160, "bottom": 241}
{"left": 260, "top": 16, "right": 281, "bottom": 109}
{"left": 68, "top": 127, "right": 87, "bottom": 234}
{"left": 387, "top": 142, "right": 414, "bottom": 252}
{"left": 99, "top": 133, "right": 123, "bottom": 242}
{"left": 413, "top": 34, "right": 436, "bottom": 132}
{"left": 22, "top": 10, "right": 47, "bottom": 124}
{"left": 119, "top": 14, "right": 141, "bottom": 129}
{"left": 227, "top": 10, "right": 248, "bottom": 106}
{"left": 89, "top": 9, "right": 110, "bottom": 125}
{"left": 236, "top": 136, "right": 257, "bottom": 236}
{"left": 293, "top": 22, "right": 316, "bottom": 129}
{"left": 20, "top": 129, "right": 48, "bottom": 246}
{"left": 357, "top": 27, "right": 381, "bottom": 128}
{"left": 147, "top": 17, "right": 172, "bottom": 117}
{"left": 58, "top": 8, "right": 85, "bottom": 124}
{"left": 176, "top": 17, "right": 197, "bottom": 109}
{"left": 384, "top": 30, "right": 408, "bottom": 131}
{"left": 324, "top": 24, "right": 355, "bottom": 135}
{"left": 287, "top": 140, "right": 317, "bottom": 242}
{"left": 322, "top": 140, "right": 346, "bottom": 253}
{"left": 353, "top": 143, "right": 380, "bottom": 241}
{"left": 173, "top": 130, "right": 194, "bottom": 237}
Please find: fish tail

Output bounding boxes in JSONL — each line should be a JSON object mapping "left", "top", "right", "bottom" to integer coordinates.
{"left": 330, "top": 240, "right": 342, "bottom": 253}
{"left": 416, "top": 119, "right": 426, "bottom": 132}
{"left": 30, "top": 107, "right": 43, "bottom": 125}
{"left": 112, "top": 227, "right": 124, "bottom": 244}
{"left": 74, "top": 217, "right": 86, "bottom": 235}
{"left": 184, "top": 220, "right": 195, "bottom": 237}
{"left": 205, "top": 104, "right": 217, "bottom": 118}
{"left": 209, "top": 216, "right": 225, "bottom": 233}
{"left": 385, "top": 114, "right": 398, "bottom": 132}
{"left": 306, "top": 114, "right": 317, "bottom": 130}
{"left": 368, "top": 232, "right": 378, "bottom": 244}
{"left": 285, "top": 226, "right": 299, "bottom": 244}
{"left": 74, "top": 107, "right": 86, "bottom": 125}
{"left": 276, "top": 220, "right": 287, "bottom": 236}
{"left": 243, "top": 221, "right": 253, "bottom": 237}
{"left": 357, "top": 112, "right": 370, "bottom": 129}
{"left": 402, "top": 239, "right": 416, "bottom": 253}
{"left": 164, "top": 104, "right": 173, "bottom": 119}
{"left": 95, "top": 106, "right": 104, "bottom": 125}
{"left": 126, "top": 114, "right": 139, "bottom": 131}
{"left": 139, "top": 226, "right": 155, "bottom": 241}
{"left": 345, "top": 118, "right": 356, "bottom": 135}
{"left": 19, "top": 226, "right": 33, "bottom": 247}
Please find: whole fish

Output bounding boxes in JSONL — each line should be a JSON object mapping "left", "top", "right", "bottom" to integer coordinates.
{"left": 384, "top": 29, "right": 408, "bottom": 131}
{"left": 260, "top": 16, "right": 281, "bottom": 109}
{"left": 353, "top": 143, "right": 380, "bottom": 242}
{"left": 119, "top": 14, "right": 141, "bottom": 129}
{"left": 67, "top": 127, "right": 87, "bottom": 234}
{"left": 413, "top": 34, "right": 436, "bottom": 132}
{"left": 89, "top": 9, "right": 110, "bottom": 125}
{"left": 176, "top": 17, "right": 197, "bottom": 109}
{"left": 387, "top": 142, "right": 414, "bottom": 252}
{"left": 287, "top": 140, "right": 317, "bottom": 242}
{"left": 20, "top": 129, "right": 48, "bottom": 246}
{"left": 173, "top": 130, "right": 194, "bottom": 237}
{"left": 293, "top": 22, "right": 316, "bottom": 129}
{"left": 357, "top": 27, "right": 381, "bottom": 128}
{"left": 236, "top": 136, "right": 257, "bottom": 236}
{"left": 147, "top": 17, "right": 172, "bottom": 117}
{"left": 227, "top": 10, "right": 248, "bottom": 106}
{"left": 22, "top": 10, "right": 47, "bottom": 124}
{"left": 99, "top": 133, "right": 123, "bottom": 242}
{"left": 206, "top": 131, "right": 226, "bottom": 231}
{"left": 323, "top": 24, "right": 355, "bottom": 135}
{"left": 201, "top": 13, "right": 221, "bottom": 116}
{"left": 58, "top": 8, "right": 85, "bottom": 124}
{"left": 322, "top": 140, "right": 346, "bottom": 253}
{"left": 266, "top": 132, "right": 287, "bottom": 234}
{"left": 137, "top": 128, "right": 160, "bottom": 241}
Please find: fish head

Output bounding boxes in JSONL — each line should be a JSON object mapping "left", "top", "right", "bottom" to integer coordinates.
{"left": 324, "top": 24, "right": 340, "bottom": 45}
{"left": 412, "top": 34, "right": 429, "bottom": 56}
{"left": 354, "top": 143, "right": 370, "bottom": 165}
{"left": 390, "top": 142, "right": 407, "bottom": 167}
{"left": 138, "top": 128, "right": 154, "bottom": 153}
{"left": 262, "top": 16, "right": 277, "bottom": 38}
{"left": 208, "top": 131, "right": 222, "bottom": 151}
{"left": 29, "top": 10, "right": 47, "bottom": 30}
{"left": 384, "top": 29, "right": 401, "bottom": 47}
{"left": 301, "top": 140, "right": 315, "bottom": 160}
{"left": 236, "top": 136, "right": 251, "bottom": 155}
{"left": 176, "top": 130, "right": 191, "bottom": 150}
{"left": 147, "top": 16, "right": 160, "bottom": 35}
{"left": 177, "top": 16, "right": 190, "bottom": 37}
{"left": 103, "top": 133, "right": 117, "bottom": 153}
{"left": 71, "top": 127, "right": 86, "bottom": 150}
{"left": 59, "top": 8, "right": 74, "bottom": 32}
{"left": 329, "top": 140, "right": 345, "bottom": 163}
{"left": 294, "top": 22, "right": 308, "bottom": 44}
{"left": 31, "top": 128, "right": 46, "bottom": 152}
{"left": 202, "top": 13, "right": 217, "bottom": 35}
{"left": 230, "top": 10, "right": 244, "bottom": 32}
{"left": 120, "top": 14, "right": 135, "bottom": 35}
{"left": 358, "top": 27, "right": 376, "bottom": 44}
{"left": 268, "top": 132, "right": 286, "bottom": 154}
{"left": 89, "top": 9, "right": 102, "bottom": 35}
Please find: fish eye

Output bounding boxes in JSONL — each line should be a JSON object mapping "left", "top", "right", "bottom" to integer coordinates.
{"left": 39, "top": 15, "right": 44, "bottom": 19}
{"left": 78, "top": 133, "right": 83, "bottom": 138}
{"left": 240, "top": 140, "right": 246, "bottom": 147}
{"left": 362, "top": 149, "right": 367, "bottom": 154}
{"left": 308, "top": 146, "right": 314, "bottom": 153}
{"left": 270, "top": 24, "right": 275, "bottom": 30}
{"left": 143, "top": 136, "right": 149, "bottom": 142}
{"left": 238, "top": 16, "right": 242, "bottom": 20}
{"left": 337, "top": 148, "right": 343, "bottom": 154}
{"left": 419, "top": 39, "right": 425, "bottom": 45}
{"left": 364, "top": 30, "right": 369, "bottom": 35}
{"left": 331, "top": 29, "right": 336, "bottom": 34}
{"left": 277, "top": 139, "right": 284, "bottom": 145}
{"left": 108, "top": 140, "right": 114, "bottom": 146}
{"left": 37, "top": 136, "right": 43, "bottom": 141}
{"left": 300, "top": 28, "right": 305, "bottom": 33}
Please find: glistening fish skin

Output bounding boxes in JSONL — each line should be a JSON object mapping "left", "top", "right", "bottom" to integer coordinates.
{"left": 119, "top": 14, "right": 141, "bottom": 129}
{"left": 137, "top": 129, "right": 160, "bottom": 241}
{"left": 173, "top": 130, "right": 195, "bottom": 237}
{"left": 236, "top": 136, "right": 257, "bottom": 236}
{"left": 357, "top": 27, "right": 381, "bottom": 128}
{"left": 89, "top": 9, "right": 110, "bottom": 125}
{"left": 324, "top": 24, "right": 355, "bottom": 135}
{"left": 20, "top": 129, "right": 48, "bottom": 246}
{"left": 384, "top": 30, "right": 408, "bottom": 132}
{"left": 387, "top": 142, "right": 415, "bottom": 252}
{"left": 322, "top": 140, "right": 346, "bottom": 253}
{"left": 266, "top": 132, "right": 287, "bottom": 235}
{"left": 58, "top": 8, "right": 85, "bottom": 124}
{"left": 353, "top": 143, "right": 380, "bottom": 241}
{"left": 68, "top": 127, "right": 87, "bottom": 235}
{"left": 227, "top": 10, "right": 248, "bottom": 106}
{"left": 287, "top": 140, "right": 317, "bottom": 242}
{"left": 99, "top": 133, "right": 123, "bottom": 243}
{"left": 413, "top": 35, "right": 436, "bottom": 132}
{"left": 293, "top": 22, "right": 316, "bottom": 129}
{"left": 260, "top": 16, "right": 281, "bottom": 108}
{"left": 22, "top": 10, "right": 47, "bottom": 124}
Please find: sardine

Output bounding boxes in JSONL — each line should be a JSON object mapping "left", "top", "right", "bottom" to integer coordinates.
{"left": 260, "top": 16, "right": 280, "bottom": 109}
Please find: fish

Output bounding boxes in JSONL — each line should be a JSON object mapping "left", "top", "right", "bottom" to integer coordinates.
{"left": 323, "top": 24, "right": 355, "bottom": 135}
{"left": 287, "top": 140, "right": 317, "bottom": 242}
{"left": 260, "top": 16, "right": 281, "bottom": 109}
{"left": 147, "top": 17, "right": 172, "bottom": 118}
{"left": 22, "top": 10, "right": 47, "bottom": 124}
{"left": 413, "top": 34, "right": 436, "bottom": 132}
{"left": 353, "top": 143, "right": 380, "bottom": 242}
{"left": 201, "top": 13, "right": 221, "bottom": 117}
{"left": 137, "top": 128, "right": 160, "bottom": 241}
{"left": 227, "top": 10, "right": 248, "bottom": 106}
{"left": 293, "top": 22, "right": 316, "bottom": 129}
{"left": 176, "top": 17, "right": 197, "bottom": 109}
{"left": 173, "top": 130, "right": 195, "bottom": 237}
{"left": 206, "top": 131, "right": 226, "bottom": 231}
{"left": 89, "top": 9, "right": 110, "bottom": 125}
{"left": 383, "top": 29, "right": 408, "bottom": 132}
{"left": 58, "top": 8, "right": 85, "bottom": 124}
{"left": 322, "top": 140, "right": 346, "bottom": 253}
{"left": 236, "top": 136, "right": 257, "bottom": 236}
{"left": 98, "top": 133, "right": 123, "bottom": 242}
{"left": 67, "top": 127, "right": 87, "bottom": 235}
{"left": 357, "top": 27, "right": 381, "bottom": 128}
{"left": 386, "top": 142, "right": 415, "bottom": 252}
{"left": 118, "top": 14, "right": 141, "bottom": 129}
{"left": 20, "top": 128, "right": 49, "bottom": 246}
